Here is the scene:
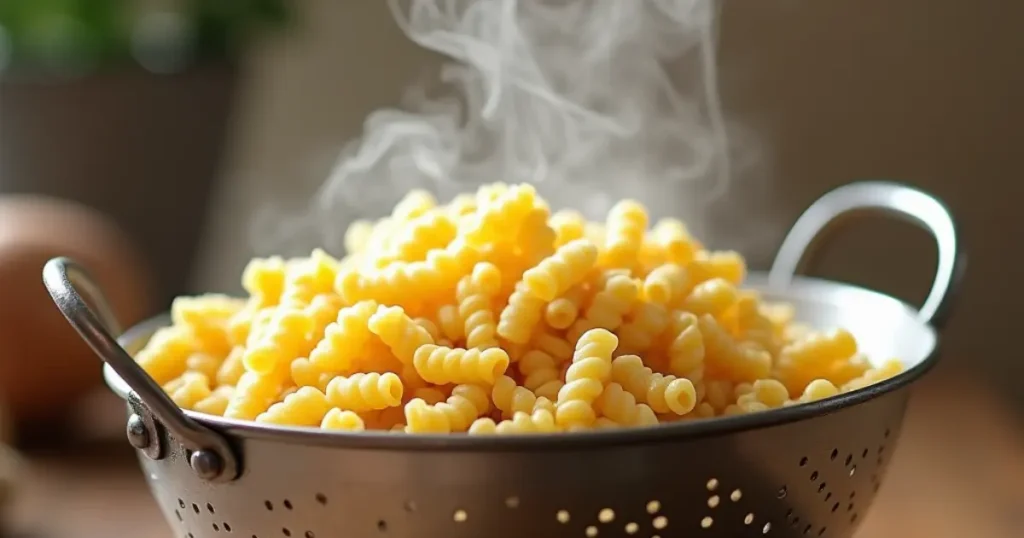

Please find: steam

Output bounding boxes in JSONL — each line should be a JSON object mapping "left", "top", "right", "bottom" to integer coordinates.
{"left": 255, "top": 0, "right": 734, "bottom": 254}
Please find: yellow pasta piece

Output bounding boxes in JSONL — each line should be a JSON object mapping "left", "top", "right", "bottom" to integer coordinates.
{"left": 325, "top": 373, "right": 404, "bottom": 411}
{"left": 321, "top": 408, "right": 366, "bottom": 431}
{"left": 412, "top": 345, "right": 510, "bottom": 385}
{"left": 610, "top": 355, "right": 697, "bottom": 415}
{"left": 457, "top": 262, "right": 502, "bottom": 349}
{"left": 603, "top": 200, "right": 648, "bottom": 269}
{"left": 256, "top": 386, "right": 331, "bottom": 427}
{"left": 193, "top": 386, "right": 234, "bottom": 416}
{"left": 522, "top": 239, "right": 599, "bottom": 302}
{"left": 136, "top": 326, "right": 197, "bottom": 385}
{"left": 368, "top": 305, "right": 435, "bottom": 364}
{"left": 308, "top": 300, "right": 378, "bottom": 372}
{"left": 550, "top": 209, "right": 586, "bottom": 247}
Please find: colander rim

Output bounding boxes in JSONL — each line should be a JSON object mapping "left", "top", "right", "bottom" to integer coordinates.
{"left": 107, "top": 272, "right": 939, "bottom": 451}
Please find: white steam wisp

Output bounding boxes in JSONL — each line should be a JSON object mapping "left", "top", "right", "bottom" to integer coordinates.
{"left": 255, "top": 0, "right": 732, "bottom": 255}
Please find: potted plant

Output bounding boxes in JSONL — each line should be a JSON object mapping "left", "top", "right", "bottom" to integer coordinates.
{"left": 0, "top": 0, "right": 293, "bottom": 307}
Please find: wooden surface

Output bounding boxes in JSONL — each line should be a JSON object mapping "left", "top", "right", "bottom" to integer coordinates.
{"left": 4, "top": 366, "right": 1023, "bottom": 538}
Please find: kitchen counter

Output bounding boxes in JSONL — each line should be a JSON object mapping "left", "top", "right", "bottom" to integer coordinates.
{"left": 5, "top": 366, "right": 1022, "bottom": 538}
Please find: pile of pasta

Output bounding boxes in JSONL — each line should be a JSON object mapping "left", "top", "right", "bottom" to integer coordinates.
{"left": 136, "top": 183, "right": 903, "bottom": 434}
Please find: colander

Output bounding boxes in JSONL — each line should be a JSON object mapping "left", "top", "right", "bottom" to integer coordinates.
{"left": 44, "top": 181, "right": 963, "bottom": 538}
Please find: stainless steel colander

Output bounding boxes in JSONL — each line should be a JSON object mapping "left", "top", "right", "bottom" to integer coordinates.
{"left": 44, "top": 181, "right": 963, "bottom": 538}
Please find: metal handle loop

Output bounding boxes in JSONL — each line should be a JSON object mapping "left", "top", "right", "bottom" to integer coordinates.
{"left": 43, "top": 257, "right": 239, "bottom": 482}
{"left": 768, "top": 181, "right": 964, "bottom": 328}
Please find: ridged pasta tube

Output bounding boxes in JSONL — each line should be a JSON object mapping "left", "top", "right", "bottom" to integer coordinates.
{"left": 325, "top": 373, "right": 404, "bottom": 411}
{"left": 412, "top": 345, "right": 510, "bottom": 385}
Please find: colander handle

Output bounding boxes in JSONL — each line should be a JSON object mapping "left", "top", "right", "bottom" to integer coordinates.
{"left": 768, "top": 181, "right": 964, "bottom": 328}
{"left": 42, "top": 257, "right": 240, "bottom": 483}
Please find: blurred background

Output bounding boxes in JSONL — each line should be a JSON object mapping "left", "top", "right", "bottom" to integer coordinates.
{"left": 0, "top": 1, "right": 1021, "bottom": 537}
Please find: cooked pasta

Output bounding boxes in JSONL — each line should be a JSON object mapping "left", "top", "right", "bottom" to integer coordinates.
{"left": 138, "top": 182, "right": 907, "bottom": 433}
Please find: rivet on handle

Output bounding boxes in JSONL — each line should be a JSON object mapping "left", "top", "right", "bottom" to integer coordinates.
{"left": 768, "top": 181, "right": 965, "bottom": 329}
{"left": 43, "top": 257, "right": 240, "bottom": 483}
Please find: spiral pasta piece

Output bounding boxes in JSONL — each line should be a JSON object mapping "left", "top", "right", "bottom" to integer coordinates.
{"left": 566, "top": 328, "right": 618, "bottom": 385}
{"left": 388, "top": 210, "right": 457, "bottom": 262}
{"left": 518, "top": 350, "right": 560, "bottom": 391}
{"left": 256, "top": 386, "right": 331, "bottom": 427}
{"left": 650, "top": 218, "right": 700, "bottom": 267}
{"left": 457, "top": 262, "right": 502, "bottom": 349}
{"left": 242, "top": 309, "right": 313, "bottom": 375}
{"left": 665, "top": 311, "right": 705, "bottom": 377}
{"left": 594, "top": 383, "right": 658, "bottom": 426}
{"left": 689, "top": 250, "right": 746, "bottom": 285}
{"left": 368, "top": 305, "right": 435, "bottom": 364}
{"left": 462, "top": 184, "right": 539, "bottom": 247}
{"left": 521, "top": 239, "right": 599, "bottom": 302}
{"left": 307, "top": 300, "right": 379, "bottom": 373}
{"left": 682, "top": 277, "right": 739, "bottom": 317}
{"left": 775, "top": 328, "right": 858, "bottom": 394}
{"left": 544, "top": 283, "right": 585, "bottom": 330}
{"left": 405, "top": 384, "right": 490, "bottom": 433}
{"left": 568, "top": 274, "right": 638, "bottom": 340}
{"left": 413, "top": 345, "right": 510, "bottom": 385}
{"left": 321, "top": 408, "right": 366, "bottom": 431}
{"left": 193, "top": 385, "right": 234, "bottom": 416}
{"left": 497, "top": 283, "right": 546, "bottom": 344}
{"left": 603, "top": 200, "right": 648, "bottom": 269}
{"left": 610, "top": 355, "right": 697, "bottom": 415}
{"left": 167, "top": 372, "right": 212, "bottom": 410}
{"left": 241, "top": 256, "right": 287, "bottom": 307}
{"left": 550, "top": 209, "right": 586, "bottom": 247}
{"left": 642, "top": 264, "right": 689, "bottom": 306}
{"left": 170, "top": 294, "right": 242, "bottom": 357}
{"left": 136, "top": 326, "right": 197, "bottom": 385}
{"left": 494, "top": 409, "right": 560, "bottom": 434}
{"left": 517, "top": 206, "right": 557, "bottom": 266}
{"left": 491, "top": 375, "right": 544, "bottom": 418}
{"left": 325, "top": 373, "right": 404, "bottom": 411}
{"left": 617, "top": 302, "right": 670, "bottom": 355}
{"left": 699, "top": 314, "right": 772, "bottom": 382}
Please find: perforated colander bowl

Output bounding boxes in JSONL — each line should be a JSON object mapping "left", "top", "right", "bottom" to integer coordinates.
{"left": 44, "top": 181, "right": 963, "bottom": 538}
